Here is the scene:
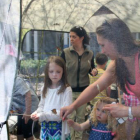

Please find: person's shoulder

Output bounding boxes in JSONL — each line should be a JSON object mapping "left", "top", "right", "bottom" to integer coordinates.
{"left": 89, "top": 74, "right": 93, "bottom": 78}
{"left": 65, "top": 86, "right": 72, "bottom": 92}
{"left": 88, "top": 49, "right": 93, "bottom": 53}
{"left": 63, "top": 46, "right": 71, "bottom": 52}
{"left": 13, "top": 76, "right": 29, "bottom": 98}
{"left": 62, "top": 86, "right": 72, "bottom": 101}
{"left": 98, "top": 68, "right": 105, "bottom": 73}
{"left": 85, "top": 48, "right": 93, "bottom": 55}
{"left": 16, "top": 76, "right": 23, "bottom": 82}
{"left": 62, "top": 86, "right": 72, "bottom": 95}
{"left": 15, "top": 76, "right": 26, "bottom": 88}
{"left": 89, "top": 50, "right": 94, "bottom": 56}
{"left": 62, "top": 47, "right": 72, "bottom": 55}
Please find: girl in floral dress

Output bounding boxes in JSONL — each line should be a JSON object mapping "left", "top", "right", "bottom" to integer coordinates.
{"left": 31, "top": 56, "right": 72, "bottom": 140}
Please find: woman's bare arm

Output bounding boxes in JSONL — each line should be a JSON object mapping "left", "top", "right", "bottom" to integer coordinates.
{"left": 104, "top": 103, "right": 140, "bottom": 118}
{"left": 60, "top": 61, "right": 116, "bottom": 119}
{"left": 72, "top": 60, "right": 116, "bottom": 109}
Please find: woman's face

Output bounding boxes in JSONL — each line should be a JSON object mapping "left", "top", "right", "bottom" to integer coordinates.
{"left": 70, "top": 32, "right": 84, "bottom": 47}
{"left": 97, "top": 34, "right": 118, "bottom": 60}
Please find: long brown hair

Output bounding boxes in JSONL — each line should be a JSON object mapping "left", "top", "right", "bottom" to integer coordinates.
{"left": 96, "top": 18, "right": 140, "bottom": 93}
{"left": 42, "top": 56, "right": 69, "bottom": 97}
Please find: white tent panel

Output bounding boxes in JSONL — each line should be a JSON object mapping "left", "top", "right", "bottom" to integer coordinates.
{"left": 0, "top": 0, "right": 20, "bottom": 139}
{"left": 84, "top": 14, "right": 117, "bottom": 32}
{"left": 22, "top": 0, "right": 140, "bottom": 32}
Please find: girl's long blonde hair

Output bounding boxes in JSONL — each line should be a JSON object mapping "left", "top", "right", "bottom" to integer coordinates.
{"left": 90, "top": 97, "right": 127, "bottom": 140}
{"left": 90, "top": 97, "right": 117, "bottom": 132}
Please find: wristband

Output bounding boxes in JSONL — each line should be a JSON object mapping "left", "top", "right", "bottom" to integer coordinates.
{"left": 128, "top": 107, "right": 133, "bottom": 119}
{"left": 111, "top": 102, "right": 128, "bottom": 124}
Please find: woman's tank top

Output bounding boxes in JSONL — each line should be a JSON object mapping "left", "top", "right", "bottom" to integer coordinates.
{"left": 125, "top": 53, "right": 140, "bottom": 100}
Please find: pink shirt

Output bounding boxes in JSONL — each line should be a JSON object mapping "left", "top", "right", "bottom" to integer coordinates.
{"left": 125, "top": 53, "right": 140, "bottom": 100}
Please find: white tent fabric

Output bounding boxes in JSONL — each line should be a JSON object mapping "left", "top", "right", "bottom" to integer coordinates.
{"left": 22, "top": 0, "right": 140, "bottom": 32}
{"left": 0, "top": 0, "right": 20, "bottom": 139}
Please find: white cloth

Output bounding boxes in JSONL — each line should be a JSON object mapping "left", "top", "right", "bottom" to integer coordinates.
{"left": 8, "top": 116, "right": 17, "bottom": 132}
{"left": 34, "top": 86, "right": 72, "bottom": 140}
{"left": 110, "top": 83, "right": 117, "bottom": 90}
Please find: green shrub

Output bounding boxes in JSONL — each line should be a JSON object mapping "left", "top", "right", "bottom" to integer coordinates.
{"left": 20, "top": 59, "right": 47, "bottom": 69}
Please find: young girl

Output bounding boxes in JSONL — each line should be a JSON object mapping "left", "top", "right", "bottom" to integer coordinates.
{"left": 31, "top": 56, "right": 72, "bottom": 140}
{"left": 67, "top": 97, "right": 125, "bottom": 140}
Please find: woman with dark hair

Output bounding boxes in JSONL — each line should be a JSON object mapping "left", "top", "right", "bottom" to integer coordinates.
{"left": 61, "top": 26, "right": 96, "bottom": 140}
{"left": 60, "top": 19, "right": 140, "bottom": 140}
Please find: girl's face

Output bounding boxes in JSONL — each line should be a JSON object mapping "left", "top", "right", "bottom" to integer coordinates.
{"left": 96, "top": 102, "right": 108, "bottom": 124}
{"left": 70, "top": 32, "right": 84, "bottom": 47}
{"left": 97, "top": 34, "right": 118, "bottom": 60}
{"left": 48, "top": 62, "right": 63, "bottom": 86}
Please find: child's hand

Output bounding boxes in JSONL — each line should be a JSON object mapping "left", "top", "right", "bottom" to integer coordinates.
{"left": 91, "top": 68, "right": 98, "bottom": 76}
{"left": 31, "top": 112, "right": 39, "bottom": 121}
{"left": 67, "top": 119, "right": 74, "bottom": 127}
